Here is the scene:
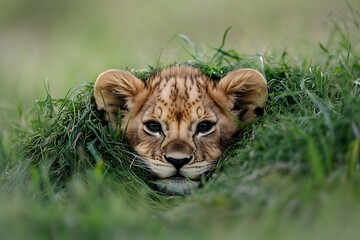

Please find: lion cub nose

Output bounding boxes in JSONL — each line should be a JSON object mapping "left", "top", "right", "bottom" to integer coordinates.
{"left": 164, "top": 155, "right": 192, "bottom": 170}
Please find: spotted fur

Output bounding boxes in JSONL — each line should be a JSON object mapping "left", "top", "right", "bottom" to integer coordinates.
{"left": 94, "top": 65, "right": 268, "bottom": 195}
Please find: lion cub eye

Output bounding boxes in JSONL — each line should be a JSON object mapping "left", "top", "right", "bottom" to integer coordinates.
{"left": 196, "top": 120, "right": 215, "bottom": 135}
{"left": 144, "top": 120, "right": 162, "bottom": 135}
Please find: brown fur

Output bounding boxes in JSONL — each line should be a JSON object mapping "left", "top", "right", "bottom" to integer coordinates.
{"left": 94, "top": 65, "right": 268, "bottom": 194}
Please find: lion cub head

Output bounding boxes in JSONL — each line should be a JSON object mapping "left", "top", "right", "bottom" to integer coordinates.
{"left": 94, "top": 65, "right": 267, "bottom": 195}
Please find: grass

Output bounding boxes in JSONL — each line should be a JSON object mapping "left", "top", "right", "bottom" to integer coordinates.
{"left": 1, "top": 10, "right": 360, "bottom": 240}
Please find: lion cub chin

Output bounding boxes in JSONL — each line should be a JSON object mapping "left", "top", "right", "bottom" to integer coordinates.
{"left": 152, "top": 177, "right": 201, "bottom": 196}
{"left": 94, "top": 65, "right": 268, "bottom": 195}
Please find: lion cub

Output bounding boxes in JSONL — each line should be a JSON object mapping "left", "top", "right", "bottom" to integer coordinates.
{"left": 94, "top": 65, "right": 267, "bottom": 195}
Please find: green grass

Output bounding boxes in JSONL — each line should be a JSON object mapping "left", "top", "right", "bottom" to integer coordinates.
{"left": 1, "top": 8, "right": 360, "bottom": 240}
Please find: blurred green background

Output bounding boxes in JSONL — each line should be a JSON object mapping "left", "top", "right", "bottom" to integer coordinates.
{"left": 0, "top": 0, "right": 357, "bottom": 135}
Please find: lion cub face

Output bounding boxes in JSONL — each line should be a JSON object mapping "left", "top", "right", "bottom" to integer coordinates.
{"left": 94, "top": 65, "right": 267, "bottom": 195}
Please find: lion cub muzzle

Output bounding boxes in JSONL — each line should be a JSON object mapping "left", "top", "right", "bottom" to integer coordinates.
{"left": 162, "top": 139, "right": 194, "bottom": 171}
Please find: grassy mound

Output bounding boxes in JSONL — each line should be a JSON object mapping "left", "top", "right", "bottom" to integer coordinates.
{"left": 1, "top": 17, "right": 360, "bottom": 239}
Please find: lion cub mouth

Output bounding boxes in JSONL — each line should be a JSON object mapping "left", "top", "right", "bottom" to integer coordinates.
{"left": 152, "top": 176, "right": 201, "bottom": 196}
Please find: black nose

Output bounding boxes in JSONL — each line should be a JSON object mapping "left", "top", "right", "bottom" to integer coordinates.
{"left": 164, "top": 155, "right": 192, "bottom": 170}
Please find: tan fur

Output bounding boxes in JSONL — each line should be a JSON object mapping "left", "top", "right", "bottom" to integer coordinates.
{"left": 94, "top": 65, "right": 268, "bottom": 194}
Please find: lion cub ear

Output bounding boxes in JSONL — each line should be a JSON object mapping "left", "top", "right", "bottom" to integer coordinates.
{"left": 94, "top": 69, "right": 145, "bottom": 128}
{"left": 216, "top": 68, "right": 268, "bottom": 122}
